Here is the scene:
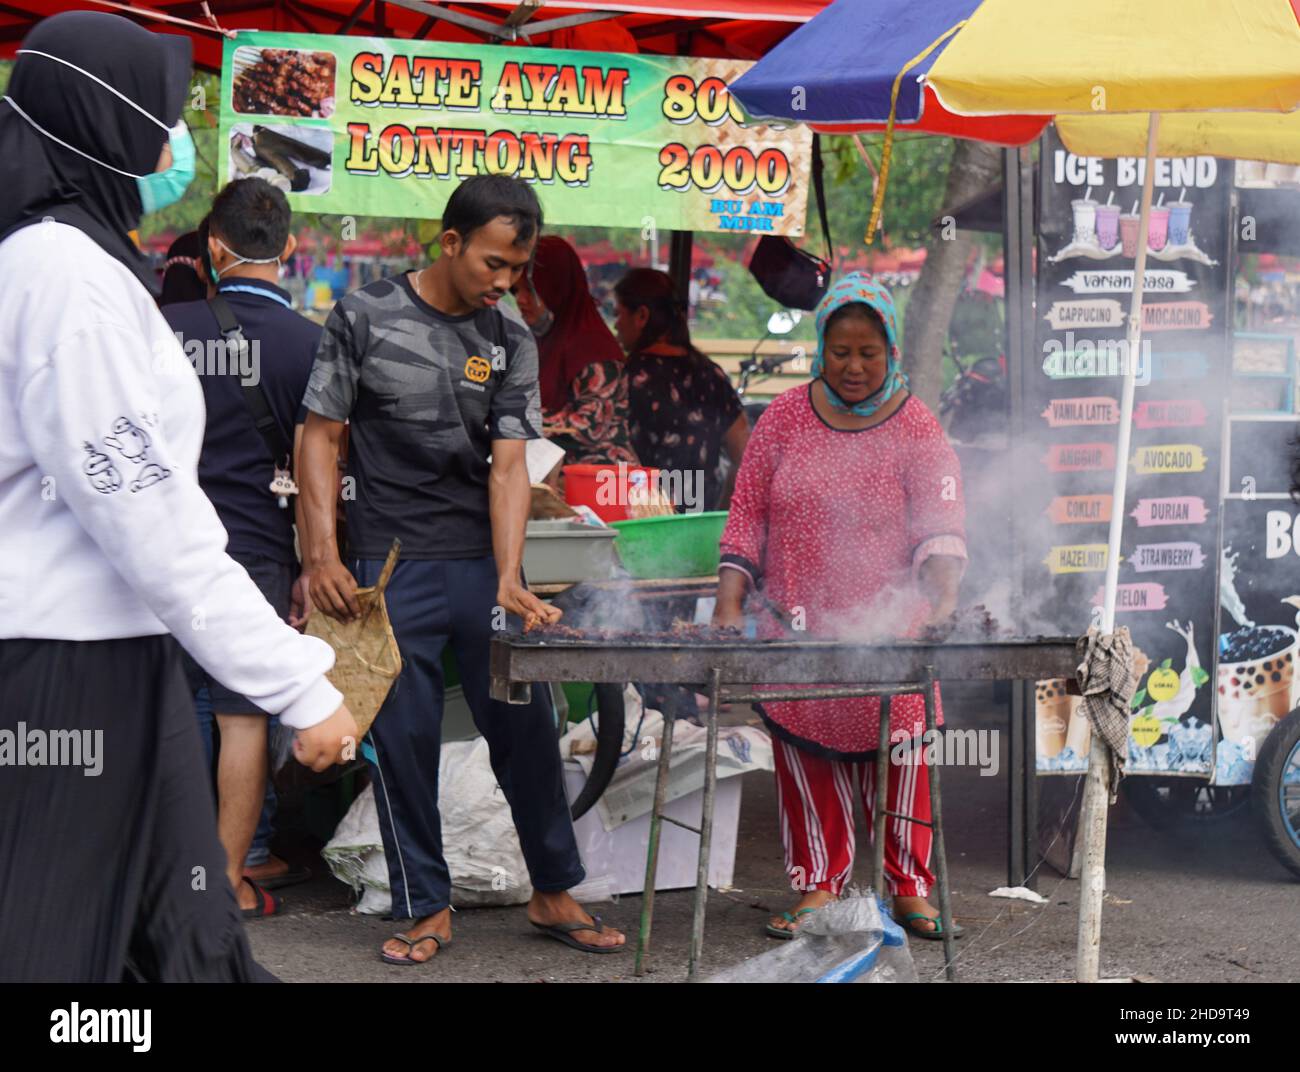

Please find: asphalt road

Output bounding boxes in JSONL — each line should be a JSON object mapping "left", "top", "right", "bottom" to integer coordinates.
{"left": 247, "top": 684, "right": 1300, "bottom": 983}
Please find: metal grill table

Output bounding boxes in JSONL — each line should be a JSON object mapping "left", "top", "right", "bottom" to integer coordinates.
{"left": 491, "top": 634, "right": 1077, "bottom": 980}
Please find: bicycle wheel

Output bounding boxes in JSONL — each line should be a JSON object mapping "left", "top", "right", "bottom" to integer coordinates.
{"left": 1251, "top": 708, "right": 1300, "bottom": 879}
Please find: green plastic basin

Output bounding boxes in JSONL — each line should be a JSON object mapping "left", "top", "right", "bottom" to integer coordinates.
{"left": 608, "top": 511, "right": 728, "bottom": 579}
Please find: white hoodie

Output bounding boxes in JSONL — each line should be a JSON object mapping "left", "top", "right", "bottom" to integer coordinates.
{"left": 0, "top": 221, "right": 341, "bottom": 729}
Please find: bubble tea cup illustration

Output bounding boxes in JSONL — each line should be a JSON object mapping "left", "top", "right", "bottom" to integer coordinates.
{"left": 1071, "top": 187, "right": 1099, "bottom": 247}
{"left": 1148, "top": 194, "right": 1171, "bottom": 253}
{"left": 1119, "top": 201, "right": 1142, "bottom": 258}
{"left": 1095, "top": 191, "right": 1121, "bottom": 251}
{"left": 1065, "top": 695, "right": 1092, "bottom": 757}
{"left": 1167, "top": 188, "right": 1192, "bottom": 246}
{"left": 1035, "top": 679, "right": 1072, "bottom": 757}
{"left": 1216, "top": 602, "right": 1300, "bottom": 746}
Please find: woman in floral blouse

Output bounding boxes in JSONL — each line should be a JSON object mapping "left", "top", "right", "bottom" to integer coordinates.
{"left": 512, "top": 236, "right": 638, "bottom": 466}
{"left": 714, "top": 274, "right": 968, "bottom": 942}
{"left": 613, "top": 268, "right": 748, "bottom": 511}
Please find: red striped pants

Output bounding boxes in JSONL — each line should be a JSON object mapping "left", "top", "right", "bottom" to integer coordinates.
{"left": 773, "top": 738, "right": 934, "bottom": 898}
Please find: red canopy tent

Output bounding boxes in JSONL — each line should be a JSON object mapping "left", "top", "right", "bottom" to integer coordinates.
{"left": 0, "top": 1, "right": 827, "bottom": 69}
{"left": 2, "top": 1, "right": 828, "bottom": 292}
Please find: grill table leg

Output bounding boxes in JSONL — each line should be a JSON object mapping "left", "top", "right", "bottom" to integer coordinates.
{"left": 925, "top": 667, "right": 957, "bottom": 981}
{"left": 872, "top": 695, "right": 892, "bottom": 901}
{"left": 687, "top": 667, "right": 722, "bottom": 980}
{"left": 635, "top": 692, "right": 678, "bottom": 977}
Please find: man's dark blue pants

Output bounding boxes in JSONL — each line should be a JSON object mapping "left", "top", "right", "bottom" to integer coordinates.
{"left": 352, "top": 555, "right": 585, "bottom": 920}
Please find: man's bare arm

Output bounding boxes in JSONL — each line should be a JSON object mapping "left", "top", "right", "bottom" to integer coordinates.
{"left": 490, "top": 439, "right": 560, "bottom": 629}
{"left": 300, "top": 411, "right": 359, "bottom": 620}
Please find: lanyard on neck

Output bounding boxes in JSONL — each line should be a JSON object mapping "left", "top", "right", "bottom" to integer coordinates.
{"left": 220, "top": 283, "right": 292, "bottom": 310}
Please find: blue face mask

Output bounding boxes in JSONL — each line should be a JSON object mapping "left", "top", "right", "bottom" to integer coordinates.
{"left": 137, "top": 121, "right": 195, "bottom": 215}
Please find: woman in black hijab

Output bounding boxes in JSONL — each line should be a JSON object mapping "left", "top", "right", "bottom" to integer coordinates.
{"left": 0, "top": 12, "right": 355, "bottom": 984}
{"left": 160, "top": 227, "right": 212, "bottom": 306}
{"left": 0, "top": 11, "right": 191, "bottom": 283}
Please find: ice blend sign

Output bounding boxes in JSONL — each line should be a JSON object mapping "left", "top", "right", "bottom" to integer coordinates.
{"left": 1026, "top": 127, "right": 1233, "bottom": 776}
{"left": 218, "top": 32, "right": 811, "bottom": 233}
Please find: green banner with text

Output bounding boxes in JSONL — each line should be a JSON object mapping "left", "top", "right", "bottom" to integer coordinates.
{"left": 218, "top": 31, "right": 811, "bottom": 234}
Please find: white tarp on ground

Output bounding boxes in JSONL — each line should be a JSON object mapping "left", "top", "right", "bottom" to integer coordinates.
{"left": 322, "top": 687, "right": 772, "bottom": 913}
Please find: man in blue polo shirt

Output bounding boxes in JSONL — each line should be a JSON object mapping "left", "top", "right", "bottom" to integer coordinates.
{"left": 163, "top": 177, "right": 317, "bottom": 917}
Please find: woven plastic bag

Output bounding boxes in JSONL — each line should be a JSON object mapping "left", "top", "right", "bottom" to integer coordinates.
{"left": 304, "top": 540, "right": 402, "bottom": 740}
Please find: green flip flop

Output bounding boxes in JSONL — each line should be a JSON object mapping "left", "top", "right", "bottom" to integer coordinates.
{"left": 765, "top": 905, "right": 819, "bottom": 940}
{"left": 893, "top": 911, "right": 965, "bottom": 941}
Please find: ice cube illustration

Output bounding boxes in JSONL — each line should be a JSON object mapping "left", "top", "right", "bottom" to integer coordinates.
{"left": 1214, "top": 740, "right": 1252, "bottom": 785}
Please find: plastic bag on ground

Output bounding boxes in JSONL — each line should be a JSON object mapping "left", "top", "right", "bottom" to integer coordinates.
{"left": 323, "top": 738, "right": 612, "bottom": 912}
{"left": 706, "top": 892, "right": 918, "bottom": 983}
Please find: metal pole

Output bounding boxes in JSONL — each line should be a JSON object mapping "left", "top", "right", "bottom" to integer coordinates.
{"left": 668, "top": 230, "right": 693, "bottom": 299}
{"left": 1004, "top": 142, "right": 1035, "bottom": 637}
{"left": 923, "top": 667, "right": 957, "bottom": 981}
{"left": 1016, "top": 144, "right": 1039, "bottom": 886}
{"left": 635, "top": 695, "right": 678, "bottom": 976}
{"left": 872, "top": 695, "right": 892, "bottom": 900}
{"left": 1077, "top": 112, "right": 1161, "bottom": 984}
{"left": 687, "top": 667, "right": 722, "bottom": 980}
{"left": 1004, "top": 145, "right": 1025, "bottom": 893}
{"left": 1008, "top": 672, "right": 1026, "bottom": 886}
{"left": 1004, "top": 145, "right": 1037, "bottom": 890}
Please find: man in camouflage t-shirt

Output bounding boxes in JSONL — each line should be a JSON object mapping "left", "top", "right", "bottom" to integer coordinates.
{"left": 299, "top": 176, "right": 624, "bottom": 962}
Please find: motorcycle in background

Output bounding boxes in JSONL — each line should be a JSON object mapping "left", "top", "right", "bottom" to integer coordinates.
{"left": 737, "top": 309, "right": 806, "bottom": 427}
{"left": 939, "top": 349, "right": 1010, "bottom": 447}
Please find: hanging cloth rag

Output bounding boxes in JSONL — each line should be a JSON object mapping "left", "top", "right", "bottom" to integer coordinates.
{"left": 1074, "top": 626, "right": 1135, "bottom": 802}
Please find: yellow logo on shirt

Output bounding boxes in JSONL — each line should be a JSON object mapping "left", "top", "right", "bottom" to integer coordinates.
{"left": 464, "top": 355, "right": 492, "bottom": 383}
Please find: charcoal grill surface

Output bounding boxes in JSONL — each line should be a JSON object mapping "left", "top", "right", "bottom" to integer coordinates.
{"left": 490, "top": 633, "right": 1078, "bottom": 702}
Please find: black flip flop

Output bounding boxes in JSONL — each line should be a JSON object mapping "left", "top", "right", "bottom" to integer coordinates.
{"left": 530, "top": 915, "right": 624, "bottom": 954}
{"left": 240, "top": 877, "right": 282, "bottom": 920}
{"left": 381, "top": 931, "right": 451, "bottom": 966}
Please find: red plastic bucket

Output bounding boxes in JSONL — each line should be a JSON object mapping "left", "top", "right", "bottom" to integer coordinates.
{"left": 563, "top": 463, "right": 660, "bottom": 523}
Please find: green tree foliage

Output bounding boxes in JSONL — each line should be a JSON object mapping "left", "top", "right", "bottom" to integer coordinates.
{"left": 822, "top": 133, "right": 956, "bottom": 249}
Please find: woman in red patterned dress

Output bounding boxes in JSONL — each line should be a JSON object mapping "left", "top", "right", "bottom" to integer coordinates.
{"left": 512, "top": 236, "right": 638, "bottom": 466}
{"left": 714, "top": 274, "right": 968, "bottom": 940}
